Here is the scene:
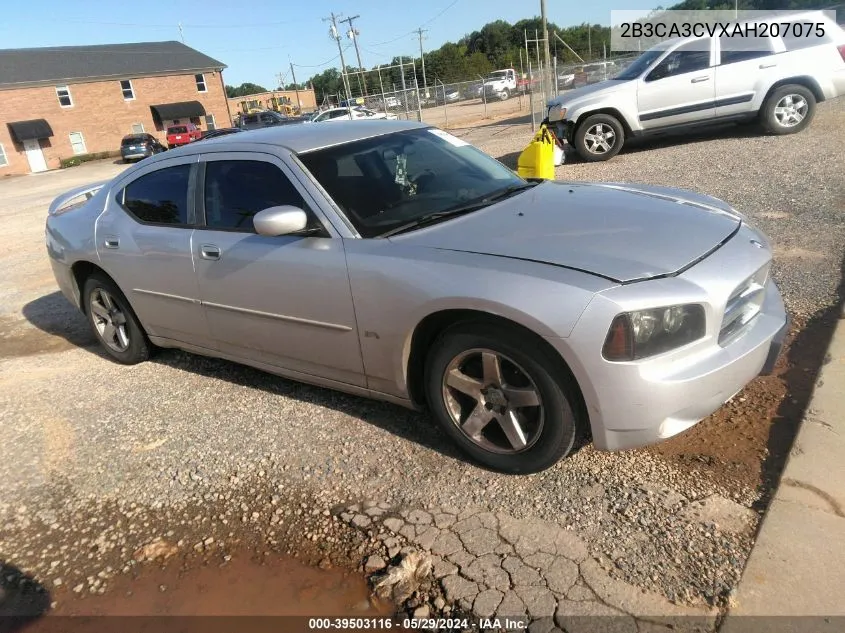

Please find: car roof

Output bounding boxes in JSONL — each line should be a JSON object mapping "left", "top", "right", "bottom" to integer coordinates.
{"left": 159, "top": 119, "right": 429, "bottom": 154}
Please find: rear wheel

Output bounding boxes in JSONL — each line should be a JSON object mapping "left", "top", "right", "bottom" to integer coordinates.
{"left": 425, "top": 322, "right": 580, "bottom": 474}
{"left": 574, "top": 113, "right": 624, "bottom": 161}
{"left": 761, "top": 84, "right": 816, "bottom": 135}
{"left": 83, "top": 273, "right": 151, "bottom": 365}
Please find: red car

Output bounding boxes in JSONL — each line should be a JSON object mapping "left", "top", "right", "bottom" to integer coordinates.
{"left": 165, "top": 123, "right": 201, "bottom": 148}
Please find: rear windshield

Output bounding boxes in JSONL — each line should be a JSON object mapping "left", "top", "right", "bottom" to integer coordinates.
{"left": 168, "top": 126, "right": 188, "bottom": 134}
{"left": 121, "top": 135, "right": 147, "bottom": 145}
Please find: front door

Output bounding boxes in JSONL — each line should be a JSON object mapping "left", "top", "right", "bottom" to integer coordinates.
{"left": 637, "top": 37, "right": 716, "bottom": 131}
{"left": 193, "top": 153, "right": 365, "bottom": 387}
{"left": 95, "top": 156, "right": 214, "bottom": 349}
{"left": 23, "top": 138, "right": 47, "bottom": 173}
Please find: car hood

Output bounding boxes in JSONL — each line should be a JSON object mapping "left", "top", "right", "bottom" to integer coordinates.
{"left": 547, "top": 79, "right": 632, "bottom": 106}
{"left": 391, "top": 181, "right": 742, "bottom": 283}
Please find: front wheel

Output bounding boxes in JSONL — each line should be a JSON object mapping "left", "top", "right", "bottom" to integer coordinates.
{"left": 574, "top": 113, "right": 624, "bottom": 161}
{"left": 425, "top": 322, "right": 580, "bottom": 474}
{"left": 498, "top": 89, "right": 510, "bottom": 101}
{"left": 761, "top": 84, "right": 816, "bottom": 135}
{"left": 83, "top": 273, "right": 151, "bottom": 365}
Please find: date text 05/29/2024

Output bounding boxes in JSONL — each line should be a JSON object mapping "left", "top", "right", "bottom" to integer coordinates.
{"left": 307, "top": 617, "right": 529, "bottom": 630}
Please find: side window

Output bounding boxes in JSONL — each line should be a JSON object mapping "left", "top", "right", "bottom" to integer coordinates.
{"left": 203, "top": 160, "right": 307, "bottom": 231}
{"left": 647, "top": 39, "right": 711, "bottom": 81}
{"left": 121, "top": 164, "right": 192, "bottom": 226}
{"left": 243, "top": 115, "right": 258, "bottom": 125}
{"left": 260, "top": 113, "right": 276, "bottom": 124}
{"left": 781, "top": 20, "right": 833, "bottom": 51}
{"left": 720, "top": 35, "right": 774, "bottom": 64}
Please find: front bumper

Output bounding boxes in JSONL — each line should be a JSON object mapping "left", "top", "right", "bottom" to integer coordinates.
{"left": 546, "top": 226, "right": 788, "bottom": 451}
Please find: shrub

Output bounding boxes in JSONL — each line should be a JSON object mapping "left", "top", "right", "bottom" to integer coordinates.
{"left": 60, "top": 151, "right": 117, "bottom": 169}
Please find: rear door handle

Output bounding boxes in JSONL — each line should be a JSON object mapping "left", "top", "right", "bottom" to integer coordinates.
{"left": 759, "top": 63, "right": 777, "bottom": 69}
{"left": 200, "top": 244, "right": 221, "bottom": 261}
{"left": 690, "top": 76, "right": 710, "bottom": 83}
{"left": 104, "top": 237, "right": 119, "bottom": 249}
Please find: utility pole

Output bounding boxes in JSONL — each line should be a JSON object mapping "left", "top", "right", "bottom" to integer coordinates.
{"left": 289, "top": 58, "right": 301, "bottom": 110}
{"left": 323, "top": 12, "right": 351, "bottom": 102}
{"left": 414, "top": 28, "right": 428, "bottom": 96}
{"left": 540, "top": 0, "right": 551, "bottom": 75}
{"left": 340, "top": 15, "right": 367, "bottom": 96}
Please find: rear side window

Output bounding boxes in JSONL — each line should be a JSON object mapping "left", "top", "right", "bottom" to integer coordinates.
{"left": 243, "top": 115, "right": 259, "bottom": 124}
{"left": 121, "top": 164, "right": 192, "bottom": 225}
{"left": 780, "top": 20, "right": 834, "bottom": 51}
{"left": 719, "top": 34, "right": 774, "bottom": 64}
{"left": 203, "top": 160, "right": 305, "bottom": 231}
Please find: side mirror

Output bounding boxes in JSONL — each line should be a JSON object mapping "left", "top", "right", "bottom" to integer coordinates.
{"left": 253, "top": 205, "right": 308, "bottom": 236}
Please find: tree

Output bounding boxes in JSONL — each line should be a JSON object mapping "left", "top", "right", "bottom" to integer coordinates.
{"left": 225, "top": 82, "right": 268, "bottom": 98}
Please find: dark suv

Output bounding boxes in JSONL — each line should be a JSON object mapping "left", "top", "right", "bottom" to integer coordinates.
{"left": 238, "top": 110, "right": 302, "bottom": 130}
{"left": 119, "top": 133, "right": 166, "bottom": 163}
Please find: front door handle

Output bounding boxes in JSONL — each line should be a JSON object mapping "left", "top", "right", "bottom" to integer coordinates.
{"left": 104, "top": 237, "right": 119, "bottom": 249}
{"left": 690, "top": 76, "right": 710, "bottom": 83}
{"left": 759, "top": 63, "right": 777, "bottom": 69}
{"left": 200, "top": 244, "right": 221, "bottom": 261}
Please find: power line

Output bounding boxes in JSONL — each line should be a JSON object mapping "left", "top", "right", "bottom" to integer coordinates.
{"left": 420, "top": 0, "right": 461, "bottom": 27}
{"left": 292, "top": 45, "right": 352, "bottom": 68}
{"left": 365, "top": 0, "right": 461, "bottom": 47}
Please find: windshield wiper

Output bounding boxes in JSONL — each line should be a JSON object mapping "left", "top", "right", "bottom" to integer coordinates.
{"left": 379, "top": 182, "right": 538, "bottom": 238}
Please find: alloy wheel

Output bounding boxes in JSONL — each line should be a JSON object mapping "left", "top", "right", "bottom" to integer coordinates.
{"left": 89, "top": 288, "right": 130, "bottom": 352}
{"left": 773, "top": 94, "right": 808, "bottom": 128}
{"left": 441, "top": 348, "right": 544, "bottom": 454}
{"left": 584, "top": 123, "right": 616, "bottom": 154}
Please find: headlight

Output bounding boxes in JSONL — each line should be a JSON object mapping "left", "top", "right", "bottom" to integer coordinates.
{"left": 547, "top": 104, "right": 567, "bottom": 122}
{"left": 602, "top": 304, "right": 706, "bottom": 361}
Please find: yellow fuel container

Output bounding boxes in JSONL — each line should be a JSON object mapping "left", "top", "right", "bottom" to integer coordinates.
{"left": 517, "top": 126, "right": 556, "bottom": 180}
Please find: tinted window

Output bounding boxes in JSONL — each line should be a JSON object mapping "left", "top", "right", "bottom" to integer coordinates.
{"left": 122, "top": 164, "right": 192, "bottom": 225}
{"left": 720, "top": 35, "right": 774, "bottom": 64}
{"left": 243, "top": 115, "right": 259, "bottom": 124}
{"left": 260, "top": 113, "right": 277, "bottom": 123}
{"left": 647, "top": 39, "right": 711, "bottom": 81}
{"left": 781, "top": 20, "right": 833, "bottom": 50}
{"left": 121, "top": 135, "right": 148, "bottom": 145}
{"left": 203, "top": 161, "right": 305, "bottom": 231}
{"left": 168, "top": 126, "right": 188, "bottom": 134}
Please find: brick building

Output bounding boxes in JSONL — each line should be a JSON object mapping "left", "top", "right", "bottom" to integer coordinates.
{"left": 227, "top": 88, "right": 318, "bottom": 120}
{"left": 0, "top": 41, "right": 230, "bottom": 175}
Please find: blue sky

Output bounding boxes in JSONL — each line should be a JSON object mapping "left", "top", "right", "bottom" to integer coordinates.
{"left": 2, "top": 0, "right": 658, "bottom": 87}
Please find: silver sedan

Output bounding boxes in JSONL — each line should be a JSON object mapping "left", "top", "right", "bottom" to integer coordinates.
{"left": 45, "top": 121, "right": 787, "bottom": 473}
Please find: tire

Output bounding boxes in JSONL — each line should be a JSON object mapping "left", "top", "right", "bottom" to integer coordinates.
{"left": 499, "top": 89, "right": 510, "bottom": 101}
{"left": 761, "top": 84, "right": 816, "bottom": 135}
{"left": 424, "top": 322, "right": 580, "bottom": 474}
{"left": 574, "top": 113, "right": 625, "bottom": 162}
{"left": 82, "top": 272, "right": 151, "bottom": 365}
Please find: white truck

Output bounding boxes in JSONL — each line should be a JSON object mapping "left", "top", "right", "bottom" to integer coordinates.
{"left": 482, "top": 68, "right": 518, "bottom": 100}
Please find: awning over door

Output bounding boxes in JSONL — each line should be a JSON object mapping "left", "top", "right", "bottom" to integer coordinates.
{"left": 150, "top": 101, "right": 207, "bottom": 123}
{"left": 7, "top": 119, "right": 54, "bottom": 142}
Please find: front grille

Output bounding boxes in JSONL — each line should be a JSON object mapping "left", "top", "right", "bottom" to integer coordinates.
{"left": 719, "top": 264, "right": 769, "bottom": 345}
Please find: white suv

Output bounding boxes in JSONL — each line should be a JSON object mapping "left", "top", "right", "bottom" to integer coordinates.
{"left": 546, "top": 12, "right": 845, "bottom": 161}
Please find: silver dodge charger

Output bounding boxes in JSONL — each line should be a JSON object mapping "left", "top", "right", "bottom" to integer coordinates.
{"left": 45, "top": 121, "right": 787, "bottom": 473}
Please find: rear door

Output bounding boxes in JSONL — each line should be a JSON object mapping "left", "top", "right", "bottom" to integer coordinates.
{"left": 714, "top": 32, "right": 780, "bottom": 117}
{"left": 95, "top": 155, "right": 213, "bottom": 348}
{"left": 636, "top": 37, "right": 716, "bottom": 130}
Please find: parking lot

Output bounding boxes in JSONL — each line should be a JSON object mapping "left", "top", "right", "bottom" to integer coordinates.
{"left": 1, "top": 100, "right": 844, "bottom": 623}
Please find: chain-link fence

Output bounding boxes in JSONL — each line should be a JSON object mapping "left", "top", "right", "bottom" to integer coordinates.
{"left": 316, "top": 53, "right": 642, "bottom": 130}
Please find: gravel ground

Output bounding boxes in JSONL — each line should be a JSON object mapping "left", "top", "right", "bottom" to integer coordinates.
{"left": 1, "top": 102, "right": 843, "bottom": 622}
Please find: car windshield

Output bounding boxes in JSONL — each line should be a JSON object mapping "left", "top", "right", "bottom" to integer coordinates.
{"left": 487, "top": 71, "right": 508, "bottom": 80}
{"left": 122, "top": 135, "right": 147, "bottom": 145}
{"left": 168, "top": 126, "right": 188, "bottom": 134}
{"left": 613, "top": 48, "right": 666, "bottom": 80}
{"left": 298, "top": 128, "right": 526, "bottom": 238}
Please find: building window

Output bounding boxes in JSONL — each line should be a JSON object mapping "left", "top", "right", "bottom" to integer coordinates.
{"left": 131, "top": 123, "right": 145, "bottom": 134}
{"left": 120, "top": 80, "right": 135, "bottom": 100}
{"left": 0, "top": 143, "right": 8, "bottom": 167}
{"left": 69, "top": 132, "right": 87, "bottom": 155}
{"left": 56, "top": 85, "right": 73, "bottom": 107}
{"left": 205, "top": 114, "right": 216, "bottom": 131}
{"left": 195, "top": 74, "right": 207, "bottom": 92}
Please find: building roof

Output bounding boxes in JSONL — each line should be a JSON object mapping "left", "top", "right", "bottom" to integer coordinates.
{"left": 0, "top": 41, "right": 226, "bottom": 90}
